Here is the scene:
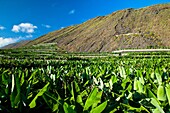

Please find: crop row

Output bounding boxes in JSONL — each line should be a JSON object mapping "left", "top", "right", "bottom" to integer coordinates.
{"left": 0, "top": 58, "right": 170, "bottom": 112}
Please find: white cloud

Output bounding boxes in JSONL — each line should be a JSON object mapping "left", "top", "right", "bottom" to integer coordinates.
{"left": 12, "top": 23, "right": 37, "bottom": 33}
{"left": 0, "top": 34, "right": 34, "bottom": 48}
{"left": 25, "top": 34, "right": 33, "bottom": 38}
{"left": 61, "top": 27, "right": 65, "bottom": 29}
{"left": 42, "top": 24, "right": 51, "bottom": 28}
{"left": 12, "top": 25, "right": 20, "bottom": 32}
{"left": 0, "top": 37, "right": 18, "bottom": 47}
{"left": 0, "top": 25, "right": 5, "bottom": 30}
{"left": 69, "top": 9, "right": 75, "bottom": 14}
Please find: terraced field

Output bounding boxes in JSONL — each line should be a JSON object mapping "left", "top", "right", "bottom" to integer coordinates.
{"left": 0, "top": 48, "right": 170, "bottom": 112}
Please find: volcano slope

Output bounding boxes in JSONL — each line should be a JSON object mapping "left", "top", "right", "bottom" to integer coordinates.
{"left": 3, "top": 3, "right": 170, "bottom": 52}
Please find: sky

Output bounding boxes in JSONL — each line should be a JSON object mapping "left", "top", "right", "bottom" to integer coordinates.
{"left": 0, "top": 0, "right": 170, "bottom": 47}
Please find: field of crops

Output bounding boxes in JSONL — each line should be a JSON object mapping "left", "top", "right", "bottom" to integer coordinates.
{"left": 0, "top": 50, "right": 170, "bottom": 112}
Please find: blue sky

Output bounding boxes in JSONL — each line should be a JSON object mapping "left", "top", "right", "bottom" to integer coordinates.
{"left": 0, "top": 0, "right": 170, "bottom": 47}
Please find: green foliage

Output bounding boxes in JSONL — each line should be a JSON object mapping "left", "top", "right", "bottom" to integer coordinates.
{"left": 29, "top": 82, "right": 49, "bottom": 108}
{"left": 0, "top": 56, "right": 170, "bottom": 112}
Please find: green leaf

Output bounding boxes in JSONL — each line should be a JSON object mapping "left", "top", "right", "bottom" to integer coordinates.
{"left": 74, "top": 81, "right": 80, "bottom": 93}
{"left": 152, "top": 108, "right": 161, "bottom": 113}
{"left": 14, "top": 93, "right": 21, "bottom": 108}
{"left": 28, "top": 69, "right": 39, "bottom": 81}
{"left": 44, "top": 92, "right": 61, "bottom": 103}
{"left": 140, "top": 99, "right": 155, "bottom": 109}
{"left": 90, "top": 101, "right": 107, "bottom": 113}
{"left": 134, "top": 77, "right": 138, "bottom": 91}
{"left": 11, "top": 74, "right": 15, "bottom": 93}
{"left": 110, "top": 74, "right": 118, "bottom": 84}
{"left": 121, "top": 77, "right": 130, "bottom": 89}
{"left": 10, "top": 91, "right": 15, "bottom": 108}
{"left": 98, "top": 78, "right": 104, "bottom": 90}
{"left": 151, "top": 72, "right": 155, "bottom": 79}
{"left": 165, "top": 84, "right": 170, "bottom": 106}
{"left": 20, "top": 72, "right": 25, "bottom": 86}
{"left": 121, "top": 102, "right": 150, "bottom": 113}
{"left": 29, "top": 82, "right": 49, "bottom": 108}
{"left": 10, "top": 74, "right": 15, "bottom": 108}
{"left": 43, "top": 92, "right": 62, "bottom": 112}
{"left": 77, "top": 95, "right": 84, "bottom": 106}
{"left": 80, "top": 90, "right": 88, "bottom": 97}
{"left": 155, "top": 73, "right": 162, "bottom": 85}
{"left": 84, "top": 87, "right": 98, "bottom": 111}
{"left": 137, "top": 80, "right": 144, "bottom": 93}
{"left": 150, "top": 98, "right": 165, "bottom": 113}
{"left": 157, "top": 85, "right": 167, "bottom": 101}
{"left": 92, "top": 91, "right": 102, "bottom": 109}
{"left": 84, "top": 87, "right": 102, "bottom": 111}
{"left": 70, "top": 82, "right": 75, "bottom": 103}
{"left": 13, "top": 74, "right": 21, "bottom": 108}
{"left": 137, "top": 70, "right": 145, "bottom": 85}
{"left": 53, "top": 103, "right": 59, "bottom": 112}
{"left": 147, "top": 89, "right": 161, "bottom": 105}
{"left": 2, "top": 70, "right": 8, "bottom": 85}
{"left": 119, "top": 66, "right": 126, "bottom": 79}
{"left": 63, "top": 102, "right": 76, "bottom": 113}
{"left": 15, "top": 74, "right": 21, "bottom": 94}
{"left": 148, "top": 78, "right": 157, "bottom": 93}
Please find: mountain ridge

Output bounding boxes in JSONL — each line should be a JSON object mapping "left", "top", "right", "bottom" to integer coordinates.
{"left": 2, "top": 3, "right": 170, "bottom": 52}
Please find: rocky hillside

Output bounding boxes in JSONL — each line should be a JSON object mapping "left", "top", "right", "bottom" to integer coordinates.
{"left": 2, "top": 40, "right": 30, "bottom": 49}
{"left": 3, "top": 3, "right": 170, "bottom": 52}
